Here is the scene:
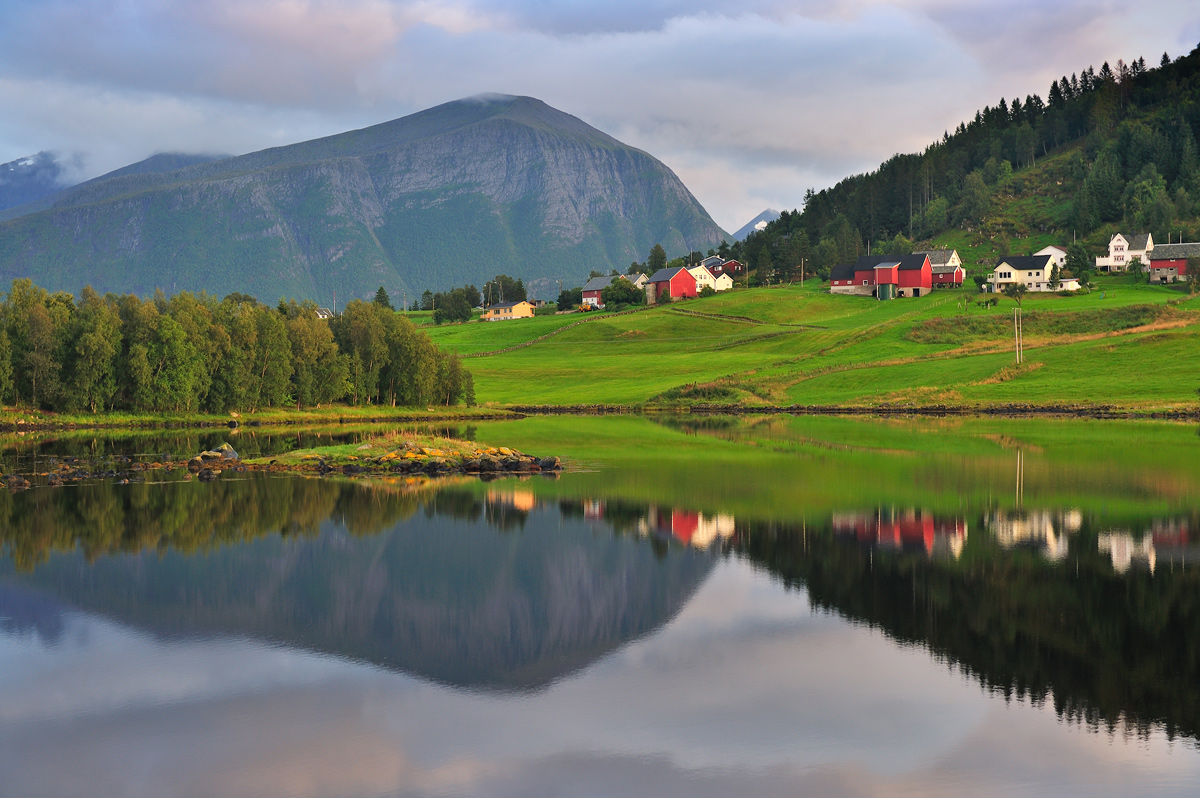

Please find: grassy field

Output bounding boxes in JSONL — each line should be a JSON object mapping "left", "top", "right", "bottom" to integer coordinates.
{"left": 423, "top": 276, "right": 1200, "bottom": 410}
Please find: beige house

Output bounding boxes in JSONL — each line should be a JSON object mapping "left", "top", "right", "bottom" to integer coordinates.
{"left": 1096, "top": 233, "right": 1153, "bottom": 272}
{"left": 482, "top": 300, "right": 535, "bottom": 321}
{"left": 628, "top": 272, "right": 648, "bottom": 289}
{"left": 713, "top": 273, "right": 734, "bottom": 291}
{"left": 989, "top": 255, "right": 1080, "bottom": 292}
{"left": 687, "top": 264, "right": 717, "bottom": 292}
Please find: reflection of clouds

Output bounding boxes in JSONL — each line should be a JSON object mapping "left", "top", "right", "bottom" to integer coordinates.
{"left": 5, "top": 561, "right": 1200, "bottom": 797}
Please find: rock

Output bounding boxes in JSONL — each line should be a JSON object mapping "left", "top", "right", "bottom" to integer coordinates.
{"left": 7, "top": 475, "right": 30, "bottom": 491}
{"left": 187, "top": 456, "right": 204, "bottom": 473}
{"left": 356, "top": 444, "right": 372, "bottom": 451}
{"left": 216, "top": 443, "right": 239, "bottom": 460}
{"left": 198, "top": 468, "right": 220, "bottom": 481}
{"left": 479, "top": 455, "right": 500, "bottom": 472}
{"left": 227, "top": 420, "right": 239, "bottom": 429}
{"left": 502, "top": 457, "right": 523, "bottom": 471}
{"left": 342, "top": 463, "right": 365, "bottom": 475}
{"left": 538, "top": 456, "right": 562, "bottom": 471}
{"left": 199, "top": 450, "right": 222, "bottom": 461}
{"left": 464, "top": 458, "right": 481, "bottom": 472}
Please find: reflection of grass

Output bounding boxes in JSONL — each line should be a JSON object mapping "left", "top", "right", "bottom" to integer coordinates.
{"left": 466, "top": 414, "right": 1200, "bottom": 522}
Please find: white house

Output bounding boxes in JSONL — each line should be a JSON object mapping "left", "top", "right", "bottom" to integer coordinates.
{"left": 713, "top": 273, "right": 734, "bottom": 291}
{"left": 628, "top": 272, "right": 648, "bottom": 289}
{"left": 1034, "top": 245, "right": 1069, "bottom": 270}
{"left": 989, "top": 255, "right": 1080, "bottom": 292}
{"left": 687, "top": 264, "right": 717, "bottom": 292}
{"left": 1096, "top": 233, "right": 1153, "bottom": 272}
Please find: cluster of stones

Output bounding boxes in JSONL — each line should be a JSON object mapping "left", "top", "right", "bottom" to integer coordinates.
{"left": 187, "top": 443, "right": 245, "bottom": 481}
{"left": 4, "top": 454, "right": 160, "bottom": 491}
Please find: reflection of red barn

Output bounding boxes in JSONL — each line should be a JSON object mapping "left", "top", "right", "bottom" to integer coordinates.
{"left": 583, "top": 499, "right": 604, "bottom": 520}
{"left": 671, "top": 510, "right": 701, "bottom": 545}
{"left": 832, "top": 510, "right": 965, "bottom": 555}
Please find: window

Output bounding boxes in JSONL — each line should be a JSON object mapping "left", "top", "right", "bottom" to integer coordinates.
{"left": 862, "top": 280, "right": 868, "bottom": 285}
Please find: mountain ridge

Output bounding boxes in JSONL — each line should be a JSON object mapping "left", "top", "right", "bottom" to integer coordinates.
{"left": 0, "top": 95, "right": 726, "bottom": 301}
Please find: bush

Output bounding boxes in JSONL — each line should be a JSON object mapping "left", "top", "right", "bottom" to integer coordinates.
{"left": 699, "top": 285, "right": 717, "bottom": 298}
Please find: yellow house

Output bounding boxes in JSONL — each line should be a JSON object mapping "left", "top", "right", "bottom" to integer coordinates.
{"left": 482, "top": 300, "right": 535, "bottom": 321}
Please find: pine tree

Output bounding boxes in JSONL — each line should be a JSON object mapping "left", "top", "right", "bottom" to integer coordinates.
{"left": 373, "top": 286, "right": 393, "bottom": 310}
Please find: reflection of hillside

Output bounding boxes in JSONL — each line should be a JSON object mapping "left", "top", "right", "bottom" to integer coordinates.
{"left": 732, "top": 512, "right": 1200, "bottom": 742}
{"left": 0, "top": 482, "right": 714, "bottom": 692}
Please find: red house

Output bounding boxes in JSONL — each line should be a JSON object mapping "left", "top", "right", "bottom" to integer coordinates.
{"left": 1148, "top": 242, "right": 1199, "bottom": 284}
{"left": 646, "top": 266, "right": 697, "bottom": 303}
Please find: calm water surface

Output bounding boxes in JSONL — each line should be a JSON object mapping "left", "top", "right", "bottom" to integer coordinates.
{"left": 2, "top": 415, "right": 1200, "bottom": 796}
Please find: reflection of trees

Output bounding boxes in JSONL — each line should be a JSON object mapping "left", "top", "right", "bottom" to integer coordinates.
{"left": 731, "top": 516, "right": 1200, "bottom": 741}
{"left": 0, "top": 475, "right": 446, "bottom": 570}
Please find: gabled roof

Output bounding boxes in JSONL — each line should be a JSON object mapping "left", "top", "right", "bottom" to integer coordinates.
{"left": 687, "top": 264, "right": 715, "bottom": 278}
{"left": 931, "top": 263, "right": 962, "bottom": 274}
{"left": 830, "top": 263, "right": 856, "bottom": 280}
{"left": 996, "top": 255, "right": 1053, "bottom": 271}
{"left": 647, "top": 267, "right": 692, "bottom": 283}
{"left": 1117, "top": 232, "right": 1152, "bottom": 251}
{"left": 1151, "top": 242, "right": 1200, "bottom": 260}
{"left": 915, "top": 249, "right": 956, "bottom": 265}
{"left": 700, "top": 255, "right": 724, "bottom": 267}
{"left": 487, "top": 300, "right": 531, "bottom": 310}
{"left": 582, "top": 275, "right": 617, "bottom": 292}
{"left": 856, "top": 253, "right": 930, "bottom": 271}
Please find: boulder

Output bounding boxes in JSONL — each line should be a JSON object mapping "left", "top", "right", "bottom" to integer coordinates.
{"left": 538, "top": 456, "right": 562, "bottom": 471}
{"left": 342, "top": 463, "right": 365, "bottom": 475}
{"left": 187, "top": 456, "right": 204, "bottom": 473}
{"left": 216, "top": 443, "right": 239, "bottom": 460}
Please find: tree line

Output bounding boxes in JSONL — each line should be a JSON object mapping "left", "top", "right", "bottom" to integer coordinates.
{"left": 728, "top": 43, "right": 1200, "bottom": 280}
{"left": 0, "top": 279, "right": 473, "bottom": 413}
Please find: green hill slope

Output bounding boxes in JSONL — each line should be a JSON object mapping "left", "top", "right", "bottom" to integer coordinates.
{"left": 428, "top": 280, "right": 1200, "bottom": 410}
{"left": 730, "top": 44, "right": 1200, "bottom": 281}
{"left": 0, "top": 95, "right": 726, "bottom": 302}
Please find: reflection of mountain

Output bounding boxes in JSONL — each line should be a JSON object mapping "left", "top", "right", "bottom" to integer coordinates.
{"left": 0, "top": 484, "right": 714, "bottom": 692}
{"left": 733, "top": 513, "right": 1200, "bottom": 741}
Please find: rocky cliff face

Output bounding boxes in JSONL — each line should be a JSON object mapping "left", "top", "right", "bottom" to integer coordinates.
{"left": 0, "top": 96, "right": 726, "bottom": 300}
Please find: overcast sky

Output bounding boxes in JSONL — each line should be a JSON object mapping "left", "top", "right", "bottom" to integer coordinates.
{"left": 1, "top": 1, "right": 1198, "bottom": 231}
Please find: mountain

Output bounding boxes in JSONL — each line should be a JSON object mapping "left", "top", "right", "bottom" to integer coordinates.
{"left": 0, "top": 95, "right": 727, "bottom": 301}
{"left": 0, "top": 151, "right": 225, "bottom": 223}
{"left": 0, "top": 480, "right": 714, "bottom": 692}
{"left": 730, "top": 208, "right": 780, "bottom": 241}
{"left": 0, "top": 152, "right": 70, "bottom": 213}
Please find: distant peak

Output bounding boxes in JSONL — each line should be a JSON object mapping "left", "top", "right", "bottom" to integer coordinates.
{"left": 462, "top": 93, "right": 522, "bottom": 104}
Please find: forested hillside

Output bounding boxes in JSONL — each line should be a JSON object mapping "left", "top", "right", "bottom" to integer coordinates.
{"left": 730, "top": 43, "right": 1200, "bottom": 280}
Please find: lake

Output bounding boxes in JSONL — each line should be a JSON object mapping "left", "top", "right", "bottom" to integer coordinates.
{"left": 2, "top": 414, "right": 1200, "bottom": 796}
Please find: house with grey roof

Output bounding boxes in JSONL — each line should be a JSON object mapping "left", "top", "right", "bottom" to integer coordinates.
{"left": 916, "top": 249, "right": 965, "bottom": 287}
{"left": 1096, "top": 233, "right": 1154, "bottom": 272}
{"left": 1148, "top": 242, "right": 1200, "bottom": 283}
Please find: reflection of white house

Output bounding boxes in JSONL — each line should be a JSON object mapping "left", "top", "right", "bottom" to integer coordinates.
{"left": 1096, "top": 233, "right": 1153, "bottom": 272}
{"left": 988, "top": 510, "right": 1081, "bottom": 561}
{"left": 1098, "top": 532, "right": 1156, "bottom": 573}
{"left": 690, "top": 514, "right": 737, "bottom": 548}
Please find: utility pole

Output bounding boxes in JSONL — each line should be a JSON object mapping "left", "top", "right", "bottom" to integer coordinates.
{"left": 333, "top": 289, "right": 336, "bottom": 315}
{"left": 1013, "top": 307, "right": 1023, "bottom": 365}
{"left": 800, "top": 258, "right": 807, "bottom": 288}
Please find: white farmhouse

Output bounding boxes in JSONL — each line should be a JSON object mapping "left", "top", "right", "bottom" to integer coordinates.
{"left": 1096, "top": 233, "right": 1153, "bottom": 272}
{"left": 687, "top": 264, "right": 717, "bottom": 292}
{"left": 1033, "top": 245, "right": 1069, "bottom": 270}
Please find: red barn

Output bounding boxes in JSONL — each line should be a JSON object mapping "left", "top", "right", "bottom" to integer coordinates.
{"left": 645, "top": 267, "right": 697, "bottom": 303}
{"left": 1148, "top": 242, "right": 1199, "bottom": 284}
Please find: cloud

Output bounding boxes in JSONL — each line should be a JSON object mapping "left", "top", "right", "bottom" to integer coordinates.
{"left": 0, "top": 0, "right": 1197, "bottom": 230}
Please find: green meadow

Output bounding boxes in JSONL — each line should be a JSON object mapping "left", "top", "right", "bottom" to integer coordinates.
{"left": 420, "top": 277, "right": 1200, "bottom": 410}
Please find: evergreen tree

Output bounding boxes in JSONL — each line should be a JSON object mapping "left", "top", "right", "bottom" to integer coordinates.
{"left": 647, "top": 244, "right": 667, "bottom": 274}
{"left": 373, "top": 286, "right": 393, "bottom": 310}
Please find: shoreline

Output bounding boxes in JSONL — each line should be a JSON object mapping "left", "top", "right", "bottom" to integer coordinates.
{"left": 4, "top": 402, "right": 1200, "bottom": 434}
